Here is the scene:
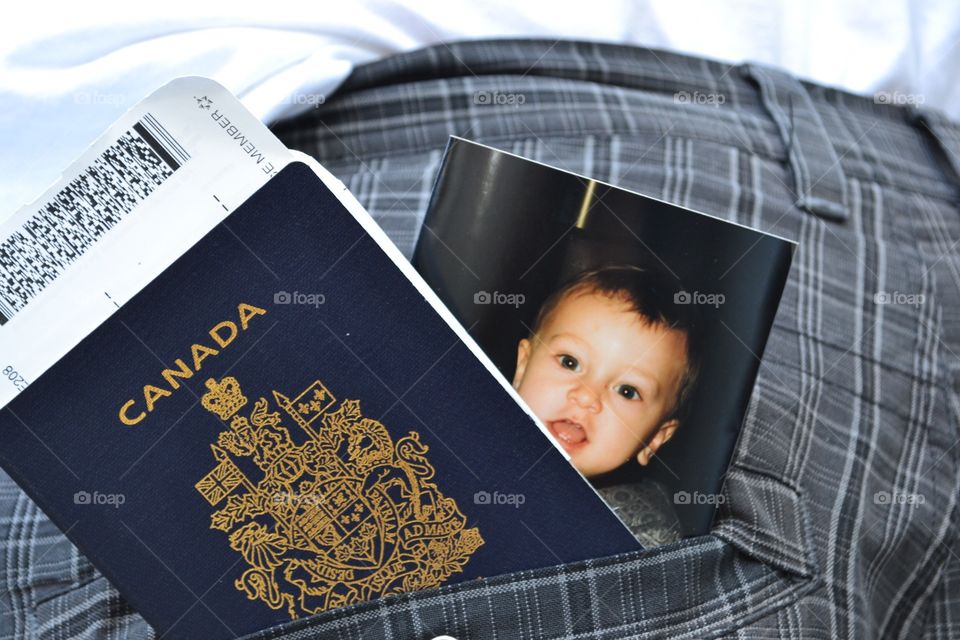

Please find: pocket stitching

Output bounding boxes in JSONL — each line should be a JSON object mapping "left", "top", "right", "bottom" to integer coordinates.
{"left": 242, "top": 468, "right": 818, "bottom": 639}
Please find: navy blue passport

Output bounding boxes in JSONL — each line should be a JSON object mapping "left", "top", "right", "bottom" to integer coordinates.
{"left": 0, "top": 162, "right": 639, "bottom": 639}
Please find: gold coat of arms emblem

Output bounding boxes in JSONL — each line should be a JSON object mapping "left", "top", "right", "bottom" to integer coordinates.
{"left": 194, "top": 375, "right": 484, "bottom": 618}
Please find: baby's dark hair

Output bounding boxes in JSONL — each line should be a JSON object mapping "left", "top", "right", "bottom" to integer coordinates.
{"left": 529, "top": 264, "right": 703, "bottom": 421}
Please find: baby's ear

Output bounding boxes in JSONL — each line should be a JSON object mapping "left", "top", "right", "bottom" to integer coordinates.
{"left": 512, "top": 338, "right": 532, "bottom": 389}
{"left": 636, "top": 418, "right": 679, "bottom": 466}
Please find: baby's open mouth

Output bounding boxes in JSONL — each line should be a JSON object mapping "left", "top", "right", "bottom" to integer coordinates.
{"left": 547, "top": 418, "right": 587, "bottom": 451}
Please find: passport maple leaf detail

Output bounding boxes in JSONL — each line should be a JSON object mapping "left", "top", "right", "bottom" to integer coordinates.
{"left": 194, "top": 375, "right": 484, "bottom": 618}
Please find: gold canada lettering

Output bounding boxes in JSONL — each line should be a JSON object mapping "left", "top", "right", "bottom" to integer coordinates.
{"left": 118, "top": 303, "right": 267, "bottom": 426}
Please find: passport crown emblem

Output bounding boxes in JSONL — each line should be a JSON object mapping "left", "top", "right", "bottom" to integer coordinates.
{"left": 201, "top": 376, "right": 248, "bottom": 420}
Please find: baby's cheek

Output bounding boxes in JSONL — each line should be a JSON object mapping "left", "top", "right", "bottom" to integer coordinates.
{"left": 615, "top": 407, "right": 656, "bottom": 442}
{"left": 516, "top": 379, "right": 552, "bottom": 419}
{"left": 526, "top": 371, "right": 563, "bottom": 407}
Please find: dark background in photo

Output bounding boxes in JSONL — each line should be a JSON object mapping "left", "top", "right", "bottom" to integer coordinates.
{"left": 413, "top": 138, "right": 794, "bottom": 536}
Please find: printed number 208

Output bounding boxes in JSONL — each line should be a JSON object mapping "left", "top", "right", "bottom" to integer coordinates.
{"left": 2, "top": 366, "right": 28, "bottom": 391}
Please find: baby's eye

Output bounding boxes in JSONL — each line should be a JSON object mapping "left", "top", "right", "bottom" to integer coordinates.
{"left": 558, "top": 354, "right": 580, "bottom": 371}
{"left": 616, "top": 384, "right": 641, "bottom": 401}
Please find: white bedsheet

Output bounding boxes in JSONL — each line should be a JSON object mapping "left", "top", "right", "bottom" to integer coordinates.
{"left": 2, "top": 0, "right": 958, "bottom": 216}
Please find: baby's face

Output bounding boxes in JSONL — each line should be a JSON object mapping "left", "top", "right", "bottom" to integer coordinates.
{"left": 512, "top": 290, "right": 688, "bottom": 477}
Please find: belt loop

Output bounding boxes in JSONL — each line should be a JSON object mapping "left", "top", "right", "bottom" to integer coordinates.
{"left": 908, "top": 105, "right": 960, "bottom": 197}
{"left": 740, "top": 63, "right": 849, "bottom": 222}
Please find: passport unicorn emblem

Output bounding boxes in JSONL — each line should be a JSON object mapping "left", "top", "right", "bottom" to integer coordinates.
{"left": 194, "top": 375, "right": 485, "bottom": 618}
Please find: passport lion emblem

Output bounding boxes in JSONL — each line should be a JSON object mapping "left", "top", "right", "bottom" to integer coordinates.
{"left": 194, "top": 375, "right": 484, "bottom": 618}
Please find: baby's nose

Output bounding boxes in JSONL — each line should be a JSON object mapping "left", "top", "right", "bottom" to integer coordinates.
{"left": 569, "top": 383, "right": 601, "bottom": 411}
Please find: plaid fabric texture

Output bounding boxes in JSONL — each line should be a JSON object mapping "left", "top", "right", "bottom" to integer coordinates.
{"left": 2, "top": 39, "right": 959, "bottom": 639}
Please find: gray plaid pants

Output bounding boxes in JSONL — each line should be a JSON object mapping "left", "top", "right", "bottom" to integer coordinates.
{"left": 2, "top": 40, "right": 958, "bottom": 639}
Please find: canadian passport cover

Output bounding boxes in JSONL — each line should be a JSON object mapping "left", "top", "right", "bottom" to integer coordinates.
{"left": 0, "top": 162, "right": 639, "bottom": 639}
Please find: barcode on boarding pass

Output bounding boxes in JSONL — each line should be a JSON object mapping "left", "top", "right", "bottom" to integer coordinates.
{"left": 0, "top": 113, "right": 189, "bottom": 325}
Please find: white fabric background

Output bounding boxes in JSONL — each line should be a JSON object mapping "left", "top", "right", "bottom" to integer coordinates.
{"left": 2, "top": 0, "right": 958, "bottom": 217}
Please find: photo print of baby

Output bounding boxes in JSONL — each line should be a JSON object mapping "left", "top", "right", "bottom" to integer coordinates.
{"left": 413, "top": 138, "right": 795, "bottom": 547}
